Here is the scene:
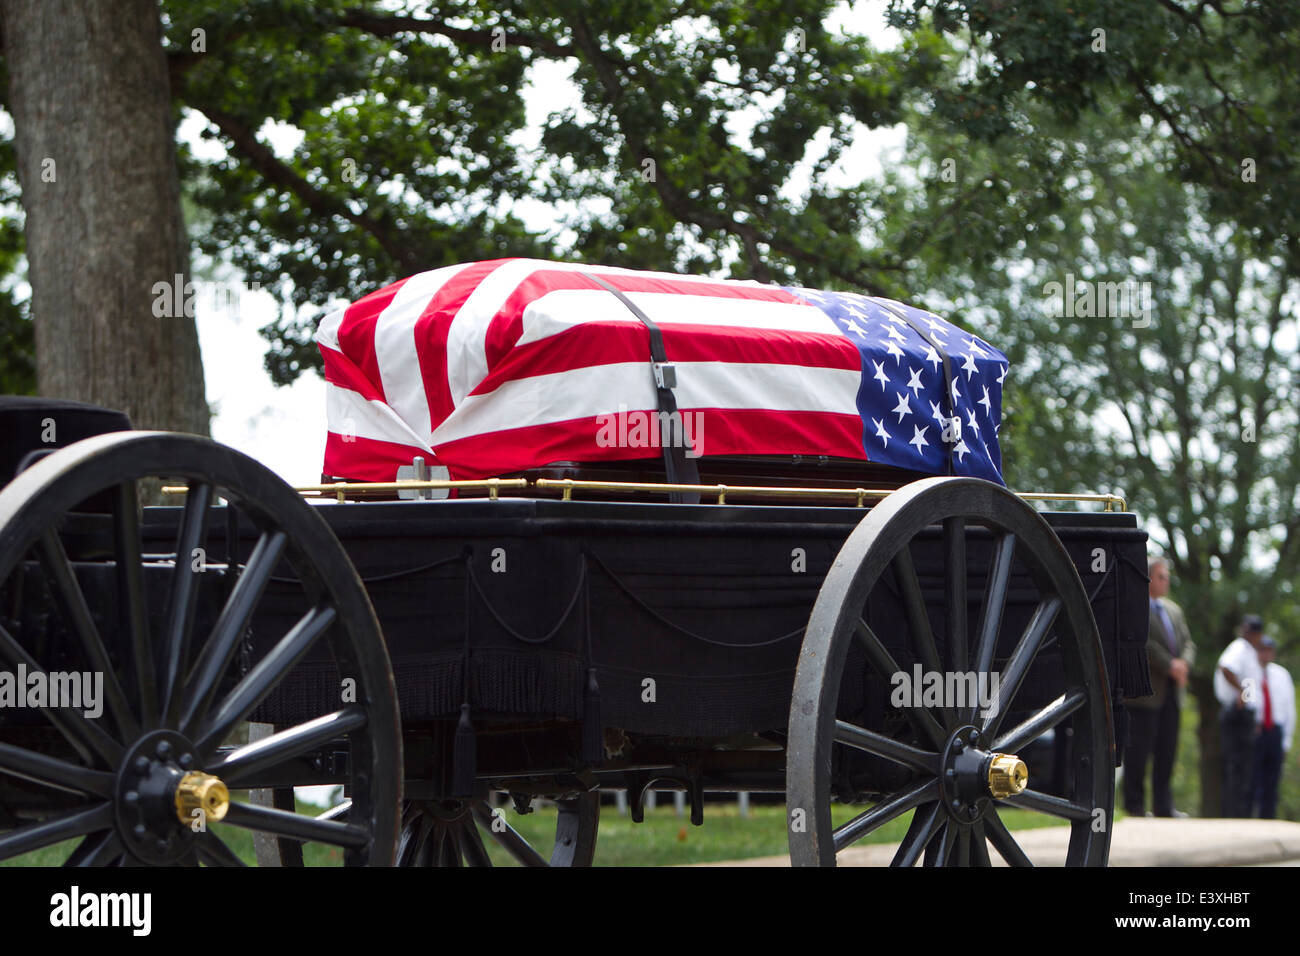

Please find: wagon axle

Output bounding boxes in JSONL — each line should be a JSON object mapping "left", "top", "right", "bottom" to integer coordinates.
{"left": 938, "top": 726, "right": 1028, "bottom": 824}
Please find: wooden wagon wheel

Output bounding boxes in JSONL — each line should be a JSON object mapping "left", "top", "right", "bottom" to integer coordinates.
{"left": 392, "top": 793, "right": 599, "bottom": 866}
{"left": 786, "top": 476, "right": 1113, "bottom": 867}
{"left": 0, "top": 432, "right": 401, "bottom": 866}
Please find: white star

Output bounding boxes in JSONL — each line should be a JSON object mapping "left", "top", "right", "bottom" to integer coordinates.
{"left": 872, "top": 359, "right": 889, "bottom": 392}
{"left": 928, "top": 400, "right": 945, "bottom": 423}
{"left": 872, "top": 417, "right": 890, "bottom": 448}
{"left": 846, "top": 318, "right": 869, "bottom": 337}
{"left": 978, "top": 385, "right": 992, "bottom": 414}
{"left": 996, "top": 364, "right": 1008, "bottom": 386}
{"left": 885, "top": 324, "right": 907, "bottom": 343}
{"left": 966, "top": 337, "right": 989, "bottom": 358}
{"left": 961, "top": 352, "right": 979, "bottom": 379}
{"left": 892, "top": 392, "right": 912, "bottom": 424}
{"left": 843, "top": 301, "right": 870, "bottom": 320}
{"left": 966, "top": 408, "right": 981, "bottom": 435}
{"left": 926, "top": 318, "right": 949, "bottom": 342}
{"left": 885, "top": 340, "right": 905, "bottom": 364}
{"left": 954, "top": 439, "right": 971, "bottom": 462}
{"left": 905, "top": 366, "right": 924, "bottom": 395}
{"left": 950, "top": 376, "right": 962, "bottom": 404}
{"left": 909, "top": 425, "right": 930, "bottom": 452}
{"left": 924, "top": 345, "right": 941, "bottom": 370}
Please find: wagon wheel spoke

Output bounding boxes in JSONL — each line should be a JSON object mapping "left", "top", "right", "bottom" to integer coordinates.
{"left": 0, "top": 802, "right": 114, "bottom": 857}
{"left": 64, "top": 829, "right": 124, "bottom": 867}
{"left": 983, "top": 808, "right": 1032, "bottom": 867}
{"left": 0, "top": 622, "right": 122, "bottom": 769}
{"left": 993, "top": 691, "right": 1084, "bottom": 755}
{"left": 160, "top": 481, "right": 213, "bottom": 725}
{"left": 0, "top": 741, "right": 115, "bottom": 798}
{"left": 460, "top": 811, "right": 493, "bottom": 867}
{"left": 472, "top": 802, "right": 549, "bottom": 867}
{"left": 439, "top": 825, "right": 463, "bottom": 867}
{"left": 927, "top": 820, "right": 958, "bottom": 866}
{"left": 178, "top": 529, "right": 288, "bottom": 735}
{"left": 981, "top": 596, "right": 1061, "bottom": 738}
{"left": 891, "top": 802, "right": 943, "bottom": 867}
{"left": 209, "top": 707, "right": 366, "bottom": 787}
{"left": 834, "top": 720, "right": 939, "bottom": 775}
{"left": 193, "top": 605, "right": 337, "bottom": 756}
{"left": 37, "top": 529, "right": 137, "bottom": 739}
{"left": 833, "top": 778, "right": 935, "bottom": 853}
{"left": 222, "top": 800, "right": 369, "bottom": 848}
{"left": 112, "top": 480, "right": 158, "bottom": 729}
{"left": 1001, "top": 788, "right": 1093, "bottom": 821}
{"left": 317, "top": 799, "right": 351, "bottom": 822}
{"left": 854, "top": 621, "right": 946, "bottom": 749}
{"left": 943, "top": 516, "right": 967, "bottom": 674}
{"left": 195, "top": 830, "right": 246, "bottom": 867}
{"left": 968, "top": 533, "right": 1016, "bottom": 724}
{"left": 970, "top": 819, "right": 991, "bottom": 866}
{"left": 891, "top": 548, "right": 952, "bottom": 728}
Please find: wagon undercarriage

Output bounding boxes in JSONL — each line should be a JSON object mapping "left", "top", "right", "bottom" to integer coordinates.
{"left": 0, "top": 429, "right": 1149, "bottom": 867}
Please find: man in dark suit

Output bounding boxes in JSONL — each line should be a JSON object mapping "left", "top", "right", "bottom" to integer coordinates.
{"left": 1123, "top": 556, "right": 1193, "bottom": 817}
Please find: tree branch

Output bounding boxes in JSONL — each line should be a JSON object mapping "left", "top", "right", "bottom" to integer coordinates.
{"left": 192, "top": 103, "right": 421, "bottom": 273}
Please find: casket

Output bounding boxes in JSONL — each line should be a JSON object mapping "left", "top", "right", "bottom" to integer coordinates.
{"left": 317, "top": 258, "right": 1008, "bottom": 485}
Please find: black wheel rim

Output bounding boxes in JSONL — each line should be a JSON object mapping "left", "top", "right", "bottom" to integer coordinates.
{"left": 787, "top": 477, "right": 1113, "bottom": 867}
{"left": 0, "top": 432, "right": 401, "bottom": 866}
{"left": 395, "top": 793, "right": 599, "bottom": 867}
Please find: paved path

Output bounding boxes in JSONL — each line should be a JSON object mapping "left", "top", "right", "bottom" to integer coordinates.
{"left": 694, "top": 818, "right": 1300, "bottom": 866}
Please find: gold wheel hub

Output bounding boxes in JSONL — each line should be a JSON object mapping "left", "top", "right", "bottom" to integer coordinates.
{"left": 987, "top": 754, "right": 1028, "bottom": 798}
{"left": 174, "top": 771, "right": 230, "bottom": 823}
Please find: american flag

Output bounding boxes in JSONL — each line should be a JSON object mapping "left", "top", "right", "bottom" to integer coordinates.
{"left": 317, "top": 258, "right": 1007, "bottom": 483}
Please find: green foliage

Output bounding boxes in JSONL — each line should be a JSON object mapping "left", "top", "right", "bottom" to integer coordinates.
{"left": 149, "top": 0, "right": 942, "bottom": 379}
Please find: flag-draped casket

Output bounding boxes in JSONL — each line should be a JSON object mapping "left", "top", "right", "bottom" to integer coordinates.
{"left": 317, "top": 258, "right": 1009, "bottom": 484}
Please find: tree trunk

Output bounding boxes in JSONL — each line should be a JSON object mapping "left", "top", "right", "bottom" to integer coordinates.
{"left": 1, "top": 0, "right": 208, "bottom": 434}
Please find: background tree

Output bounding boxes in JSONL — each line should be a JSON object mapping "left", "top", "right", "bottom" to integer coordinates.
{"left": 874, "top": 42, "right": 1300, "bottom": 814}
{"left": 0, "top": 0, "right": 208, "bottom": 433}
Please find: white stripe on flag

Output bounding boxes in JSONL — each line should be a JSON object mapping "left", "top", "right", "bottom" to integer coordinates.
{"left": 316, "top": 307, "right": 345, "bottom": 353}
{"left": 430, "top": 361, "right": 860, "bottom": 445}
{"left": 325, "top": 382, "right": 433, "bottom": 450}
{"left": 374, "top": 263, "right": 472, "bottom": 443}
{"left": 444, "top": 259, "right": 774, "bottom": 406}
{"left": 515, "top": 289, "right": 839, "bottom": 347}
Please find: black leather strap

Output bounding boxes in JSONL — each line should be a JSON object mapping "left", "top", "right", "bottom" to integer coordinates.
{"left": 583, "top": 273, "right": 701, "bottom": 501}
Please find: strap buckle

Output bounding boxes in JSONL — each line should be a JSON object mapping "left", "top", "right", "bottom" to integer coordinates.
{"left": 653, "top": 362, "right": 677, "bottom": 389}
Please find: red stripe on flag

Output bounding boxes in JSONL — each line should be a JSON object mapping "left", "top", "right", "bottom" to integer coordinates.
{"left": 431, "top": 408, "right": 866, "bottom": 479}
{"left": 481, "top": 266, "right": 808, "bottom": 375}
{"left": 469, "top": 322, "right": 859, "bottom": 396}
{"left": 323, "top": 431, "right": 433, "bottom": 482}
{"left": 334, "top": 278, "right": 408, "bottom": 405}
{"left": 320, "top": 345, "right": 386, "bottom": 404}
{"left": 414, "top": 259, "right": 514, "bottom": 430}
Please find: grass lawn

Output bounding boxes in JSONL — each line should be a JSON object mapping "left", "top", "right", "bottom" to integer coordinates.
{"left": 1, "top": 797, "right": 1074, "bottom": 867}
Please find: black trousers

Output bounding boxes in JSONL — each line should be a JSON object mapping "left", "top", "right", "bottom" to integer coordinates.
{"left": 1220, "top": 707, "right": 1257, "bottom": 818}
{"left": 1124, "top": 688, "right": 1180, "bottom": 816}
{"left": 1250, "top": 725, "right": 1284, "bottom": 819}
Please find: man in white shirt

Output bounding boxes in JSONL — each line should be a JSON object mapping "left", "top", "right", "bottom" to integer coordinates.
{"left": 1250, "top": 638, "right": 1295, "bottom": 819}
{"left": 1215, "top": 614, "right": 1266, "bottom": 817}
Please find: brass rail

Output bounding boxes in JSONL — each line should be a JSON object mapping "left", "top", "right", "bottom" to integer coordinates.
{"left": 163, "top": 477, "right": 1125, "bottom": 511}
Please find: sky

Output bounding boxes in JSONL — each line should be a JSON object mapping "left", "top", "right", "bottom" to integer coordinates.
{"left": 185, "top": 1, "right": 906, "bottom": 485}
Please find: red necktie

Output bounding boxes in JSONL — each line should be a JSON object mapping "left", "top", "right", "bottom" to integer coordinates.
{"left": 1262, "top": 677, "right": 1274, "bottom": 730}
